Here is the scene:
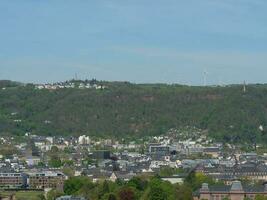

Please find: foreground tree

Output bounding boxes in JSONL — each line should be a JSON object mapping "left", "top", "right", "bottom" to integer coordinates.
{"left": 118, "top": 187, "right": 136, "bottom": 200}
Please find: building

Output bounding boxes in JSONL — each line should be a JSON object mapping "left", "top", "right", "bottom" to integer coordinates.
{"left": 26, "top": 156, "right": 41, "bottom": 166}
{"left": 203, "top": 147, "right": 220, "bottom": 158}
{"left": 78, "top": 135, "right": 90, "bottom": 145}
{"left": 28, "top": 171, "right": 66, "bottom": 191}
{"left": 0, "top": 172, "right": 27, "bottom": 189}
{"left": 195, "top": 181, "right": 267, "bottom": 200}
{"left": 92, "top": 150, "right": 111, "bottom": 160}
{"left": 109, "top": 171, "right": 136, "bottom": 182}
{"left": 56, "top": 196, "right": 85, "bottom": 200}
{"left": 149, "top": 145, "right": 170, "bottom": 156}
{"left": 199, "top": 163, "right": 267, "bottom": 184}
{"left": 89, "top": 170, "right": 112, "bottom": 183}
{"left": 161, "top": 175, "right": 185, "bottom": 184}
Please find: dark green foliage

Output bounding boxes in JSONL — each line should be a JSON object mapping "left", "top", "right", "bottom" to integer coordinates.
{"left": 147, "top": 177, "right": 172, "bottom": 200}
{"left": 50, "top": 146, "right": 59, "bottom": 153}
{"left": 148, "top": 186, "right": 167, "bottom": 200}
{"left": 37, "top": 194, "right": 46, "bottom": 200}
{"left": 62, "top": 176, "right": 193, "bottom": 200}
{"left": 103, "top": 193, "right": 117, "bottom": 200}
{"left": 185, "top": 171, "right": 221, "bottom": 191}
{"left": 174, "top": 184, "right": 193, "bottom": 200}
{"left": 118, "top": 187, "right": 136, "bottom": 200}
{"left": 48, "top": 156, "right": 62, "bottom": 168}
{"left": 127, "top": 177, "right": 148, "bottom": 191}
{"left": 64, "top": 176, "right": 94, "bottom": 195}
{"left": 158, "top": 167, "right": 185, "bottom": 177}
{"left": 99, "top": 181, "right": 110, "bottom": 199}
{"left": 0, "top": 80, "right": 21, "bottom": 88}
{"left": 255, "top": 195, "right": 267, "bottom": 200}
{"left": 46, "top": 190, "right": 63, "bottom": 200}
{"left": 1, "top": 81, "right": 267, "bottom": 143}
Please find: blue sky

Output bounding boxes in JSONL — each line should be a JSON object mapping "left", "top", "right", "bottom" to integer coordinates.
{"left": 0, "top": 0, "right": 267, "bottom": 85}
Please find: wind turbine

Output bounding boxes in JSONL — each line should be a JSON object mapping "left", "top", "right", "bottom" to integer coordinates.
{"left": 203, "top": 69, "right": 208, "bottom": 86}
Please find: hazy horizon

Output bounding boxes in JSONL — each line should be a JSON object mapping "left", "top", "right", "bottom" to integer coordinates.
{"left": 1, "top": 78, "right": 262, "bottom": 87}
{"left": 1, "top": 0, "right": 267, "bottom": 85}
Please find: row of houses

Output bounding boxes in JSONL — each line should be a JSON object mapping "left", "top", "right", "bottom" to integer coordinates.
{"left": 195, "top": 181, "right": 267, "bottom": 200}
{"left": 35, "top": 83, "right": 106, "bottom": 90}
{"left": 196, "top": 162, "right": 267, "bottom": 185}
{"left": 0, "top": 171, "right": 66, "bottom": 191}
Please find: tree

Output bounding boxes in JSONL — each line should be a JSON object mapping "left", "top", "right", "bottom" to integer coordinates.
{"left": 102, "top": 193, "right": 117, "bottom": 200}
{"left": 128, "top": 177, "right": 147, "bottom": 191}
{"left": 115, "top": 179, "right": 125, "bottom": 186}
{"left": 49, "top": 156, "right": 62, "bottom": 168}
{"left": 62, "top": 167, "right": 75, "bottom": 177}
{"left": 158, "top": 166, "right": 184, "bottom": 177}
{"left": 64, "top": 177, "right": 93, "bottom": 195}
{"left": 98, "top": 180, "right": 110, "bottom": 199}
{"left": 147, "top": 178, "right": 167, "bottom": 200}
{"left": 50, "top": 146, "right": 59, "bottom": 153}
{"left": 37, "top": 194, "right": 46, "bottom": 200}
{"left": 46, "top": 189, "right": 63, "bottom": 200}
{"left": 255, "top": 195, "right": 267, "bottom": 200}
{"left": 148, "top": 186, "right": 167, "bottom": 200}
{"left": 118, "top": 187, "right": 136, "bottom": 200}
{"left": 185, "top": 171, "right": 216, "bottom": 191}
{"left": 174, "top": 184, "right": 192, "bottom": 200}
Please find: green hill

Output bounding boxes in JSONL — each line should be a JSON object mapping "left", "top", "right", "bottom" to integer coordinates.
{"left": 0, "top": 80, "right": 267, "bottom": 143}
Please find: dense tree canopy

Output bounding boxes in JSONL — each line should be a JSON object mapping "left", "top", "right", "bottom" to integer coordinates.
{"left": 63, "top": 175, "right": 193, "bottom": 200}
{"left": 1, "top": 81, "right": 267, "bottom": 143}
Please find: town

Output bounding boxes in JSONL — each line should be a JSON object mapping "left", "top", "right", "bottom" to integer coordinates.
{"left": 34, "top": 80, "right": 107, "bottom": 91}
{"left": 1, "top": 0, "right": 266, "bottom": 199}
{"left": 1, "top": 126, "right": 267, "bottom": 200}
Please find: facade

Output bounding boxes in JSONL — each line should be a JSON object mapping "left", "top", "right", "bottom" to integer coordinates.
{"left": 0, "top": 172, "right": 27, "bottom": 189}
{"left": 149, "top": 145, "right": 170, "bottom": 156}
{"left": 26, "top": 157, "right": 41, "bottom": 166}
{"left": 161, "top": 176, "right": 184, "bottom": 184}
{"left": 203, "top": 147, "right": 220, "bottom": 158}
{"left": 28, "top": 171, "right": 66, "bottom": 190}
{"left": 198, "top": 163, "right": 267, "bottom": 184}
{"left": 56, "top": 196, "right": 85, "bottom": 200}
{"left": 195, "top": 181, "right": 267, "bottom": 200}
{"left": 92, "top": 150, "right": 111, "bottom": 160}
{"left": 109, "top": 171, "right": 136, "bottom": 182}
{"left": 78, "top": 135, "right": 90, "bottom": 145}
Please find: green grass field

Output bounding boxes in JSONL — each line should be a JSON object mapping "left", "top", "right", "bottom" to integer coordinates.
{"left": 0, "top": 191, "right": 44, "bottom": 200}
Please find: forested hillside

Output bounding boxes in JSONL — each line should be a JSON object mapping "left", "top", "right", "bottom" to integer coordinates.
{"left": 1, "top": 80, "right": 267, "bottom": 143}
